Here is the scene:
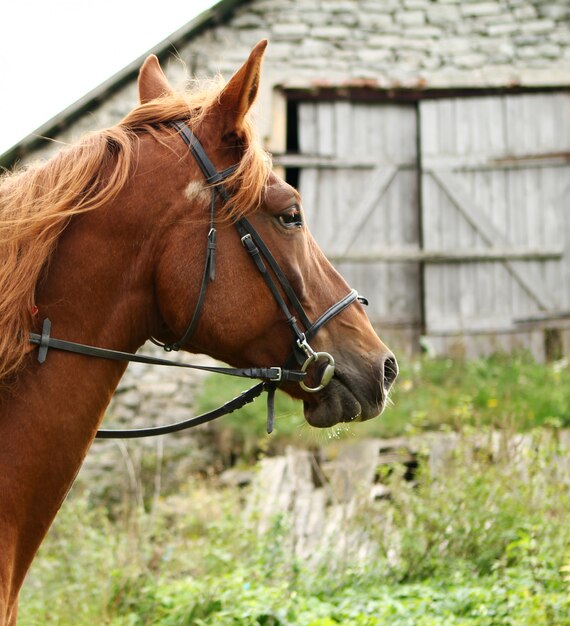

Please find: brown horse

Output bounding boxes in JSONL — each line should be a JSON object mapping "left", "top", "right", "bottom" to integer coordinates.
{"left": 0, "top": 41, "right": 396, "bottom": 624}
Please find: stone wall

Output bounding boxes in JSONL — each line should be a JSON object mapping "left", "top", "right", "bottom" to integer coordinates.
{"left": 177, "top": 0, "right": 570, "bottom": 146}
{"left": 190, "top": 0, "right": 570, "bottom": 90}
{"left": 77, "top": 349, "right": 222, "bottom": 500}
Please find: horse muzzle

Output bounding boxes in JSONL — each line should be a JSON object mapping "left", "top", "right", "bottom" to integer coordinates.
{"left": 302, "top": 351, "right": 398, "bottom": 428}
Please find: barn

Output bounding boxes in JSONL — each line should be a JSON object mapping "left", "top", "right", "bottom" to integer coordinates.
{"left": 3, "top": 0, "right": 570, "bottom": 360}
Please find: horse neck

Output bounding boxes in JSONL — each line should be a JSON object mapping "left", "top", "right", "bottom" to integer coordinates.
{"left": 0, "top": 133, "right": 187, "bottom": 618}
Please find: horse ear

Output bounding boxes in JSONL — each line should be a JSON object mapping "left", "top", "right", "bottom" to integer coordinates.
{"left": 138, "top": 55, "right": 173, "bottom": 104}
{"left": 216, "top": 39, "right": 268, "bottom": 133}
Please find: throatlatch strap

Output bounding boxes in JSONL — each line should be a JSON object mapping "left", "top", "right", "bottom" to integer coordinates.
{"left": 159, "top": 121, "right": 238, "bottom": 352}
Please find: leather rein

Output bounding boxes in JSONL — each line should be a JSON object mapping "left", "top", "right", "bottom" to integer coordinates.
{"left": 29, "top": 121, "right": 365, "bottom": 437}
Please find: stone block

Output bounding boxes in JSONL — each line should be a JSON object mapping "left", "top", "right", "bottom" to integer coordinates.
{"left": 395, "top": 49, "right": 426, "bottom": 68}
{"left": 515, "top": 42, "right": 562, "bottom": 60}
{"left": 513, "top": 5, "right": 537, "bottom": 20}
{"left": 519, "top": 19, "right": 556, "bottom": 34}
{"left": 321, "top": 0, "right": 357, "bottom": 12}
{"left": 426, "top": 4, "right": 461, "bottom": 24}
{"left": 357, "top": 48, "right": 393, "bottom": 63}
{"left": 368, "top": 34, "right": 403, "bottom": 48}
{"left": 486, "top": 22, "right": 519, "bottom": 36}
{"left": 351, "top": 66, "right": 387, "bottom": 80}
{"left": 422, "top": 55, "right": 443, "bottom": 70}
{"left": 404, "top": 36, "right": 437, "bottom": 50}
{"left": 517, "top": 66, "right": 570, "bottom": 85}
{"left": 454, "top": 52, "right": 487, "bottom": 68}
{"left": 455, "top": 21, "right": 473, "bottom": 36}
{"left": 238, "top": 29, "right": 270, "bottom": 44}
{"left": 432, "top": 37, "right": 472, "bottom": 54}
{"left": 537, "top": 4, "right": 569, "bottom": 20}
{"left": 232, "top": 13, "right": 266, "bottom": 28}
{"left": 301, "top": 11, "right": 331, "bottom": 25}
{"left": 295, "top": 39, "right": 335, "bottom": 58}
{"left": 109, "top": 404, "right": 136, "bottom": 421}
{"left": 476, "top": 39, "right": 515, "bottom": 61}
{"left": 461, "top": 2, "right": 501, "bottom": 17}
{"left": 537, "top": 43, "right": 562, "bottom": 58}
{"left": 272, "top": 22, "right": 310, "bottom": 38}
{"left": 516, "top": 45, "right": 541, "bottom": 59}
{"left": 403, "top": 0, "right": 430, "bottom": 8}
{"left": 116, "top": 389, "right": 141, "bottom": 408}
{"left": 525, "top": 57, "right": 553, "bottom": 68}
{"left": 266, "top": 42, "right": 296, "bottom": 59}
{"left": 360, "top": 13, "right": 394, "bottom": 29}
{"left": 312, "top": 25, "right": 352, "bottom": 39}
{"left": 404, "top": 25, "right": 443, "bottom": 38}
{"left": 552, "top": 32, "right": 570, "bottom": 45}
{"left": 337, "top": 11, "right": 359, "bottom": 25}
{"left": 394, "top": 10, "right": 426, "bottom": 25}
{"left": 140, "top": 381, "right": 179, "bottom": 396}
{"left": 361, "top": 0, "right": 400, "bottom": 11}
{"left": 251, "top": 0, "right": 286, "bottom": 10}
{"left": 514, "top": 33, "right": 543, "bottom": 45}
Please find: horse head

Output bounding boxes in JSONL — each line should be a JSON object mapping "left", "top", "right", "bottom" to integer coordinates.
{"left": 140, "top": 41, "right": 398, "bottom": 428}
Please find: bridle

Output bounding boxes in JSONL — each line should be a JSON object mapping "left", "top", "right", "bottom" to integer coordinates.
{"left": 29, "top": 120, "right": 366, "bottom": 436}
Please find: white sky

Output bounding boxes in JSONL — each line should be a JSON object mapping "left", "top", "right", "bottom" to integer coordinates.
{"left": 0, "top": 0, "right": 218, "bottom": 156}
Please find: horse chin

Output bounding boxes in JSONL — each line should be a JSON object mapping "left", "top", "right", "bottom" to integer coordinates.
{"left": 302, "top": 376, "right": 383, "bottom": 429}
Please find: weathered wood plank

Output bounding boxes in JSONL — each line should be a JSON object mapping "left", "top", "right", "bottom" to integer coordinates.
{"left": 328, "top": 247, "right": 563, "bottom": 263}
{"left": 298, "top": 102, "right": 317, "bottom": 154}
{"left": 420, "top": 93, "right": 570, "bottom": 351}
{"left": 422, "top": 153, "right": 570, "bottom": 171}
{"left": 325, "top": 165, "right": 398, "bottom": 253}
{"left": 430, "top": 168, "right": 556, "bottom": 310}
{"left": 298, "top": 100, "right": 421, "bottom": 327}
{"left": 273, "top": 153, "right": 414, "bottom": 169}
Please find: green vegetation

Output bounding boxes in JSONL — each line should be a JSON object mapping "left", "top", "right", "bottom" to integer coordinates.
{"left": 374, "top": 352, "right": 570, "bottom": 436}
{"left": 197, "top": 353, "right": 570, "bottom": 454}
{"left": 18, "top": 354, "right": 570, "bottom": 625}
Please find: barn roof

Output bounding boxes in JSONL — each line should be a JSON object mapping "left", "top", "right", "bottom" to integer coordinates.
{"left": 0, "top": 0, "right": 247, "bottom": 169}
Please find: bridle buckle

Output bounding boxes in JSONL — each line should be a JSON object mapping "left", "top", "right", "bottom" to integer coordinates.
{"left": 268, "top": 367, "right": 282, "bottom": 383}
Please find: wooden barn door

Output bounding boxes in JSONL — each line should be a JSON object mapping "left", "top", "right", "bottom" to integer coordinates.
{"left": 293, "top": 101, "right": 422, "bottom": 348}
{"left": 420, "top": 93, "right": 570, "bottom": 357}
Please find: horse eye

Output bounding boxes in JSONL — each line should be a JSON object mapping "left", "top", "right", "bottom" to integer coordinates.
{"left": 277, "top": 207, "right": 303, "bottom": 229}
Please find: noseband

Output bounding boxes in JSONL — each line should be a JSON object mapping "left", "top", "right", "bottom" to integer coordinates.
{"left": 29, "top": 121, "right": 365, "bottom": 436}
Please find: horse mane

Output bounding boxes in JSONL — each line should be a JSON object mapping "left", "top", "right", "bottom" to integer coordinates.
{"left": 0, "top": 78, "right": 271, "bottom": 384}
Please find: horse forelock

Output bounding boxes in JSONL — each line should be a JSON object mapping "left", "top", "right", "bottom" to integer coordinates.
{"left": 0, "top": 80, "right": 270, "bottom": 384}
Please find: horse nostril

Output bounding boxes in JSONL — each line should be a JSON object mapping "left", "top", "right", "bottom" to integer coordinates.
{"left": 383, "top": 355, "right": 399, "bottom": 390}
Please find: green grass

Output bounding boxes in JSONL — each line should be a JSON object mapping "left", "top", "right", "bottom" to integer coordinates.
{"left": 20, "top": 423, "right": 570, "bottom": 625}
{"left": 372, "top": 352, "right": 570, "bottom": 436}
